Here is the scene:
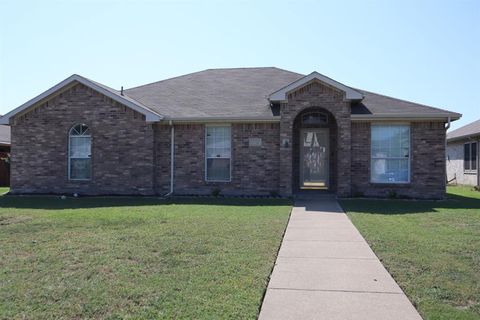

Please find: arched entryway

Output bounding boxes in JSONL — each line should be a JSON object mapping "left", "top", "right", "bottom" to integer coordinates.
{"left": 292, "top": 107, "right": 338, "bottom": 193}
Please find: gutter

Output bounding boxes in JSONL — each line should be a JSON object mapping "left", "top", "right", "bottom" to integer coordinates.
{"left": 445, "top": 117, "right": 451, "bottom": 190}
{"left": 162, "top": 116, "right": 280, "bottom": 123}
{"left": 447, "top": 133, "right": 480, "bottom": 143}
{"left": 351, "top": 113, "right": 461, "bottom": 121}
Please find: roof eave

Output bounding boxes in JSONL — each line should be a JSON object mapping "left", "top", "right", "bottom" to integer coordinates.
{"left": 0, "top": 74, "right": 163, "bottom": 125}
{"left": 162, "top": 116, "right": 280, "bottom": 123}
{"left": 447, "top": 133, "right": 480, "bottom": 142}
{"left": 351, "top": 113, "right": 461, "bottom": 121}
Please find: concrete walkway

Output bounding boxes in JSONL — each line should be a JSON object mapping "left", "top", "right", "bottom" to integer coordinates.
{"left": 259, "top": 198, "right": 422, "bottom": 320}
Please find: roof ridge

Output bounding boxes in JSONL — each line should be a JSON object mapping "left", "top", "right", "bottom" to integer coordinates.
{"left": 124, "top": 69, "right": 208, "bottom": 91}
{"left": 125, "top": 67, "right": 304, "bottom": 92}
{"left": 355, "top": 88, "right": 455, "bottom": 114}
{"left": 206, "top": 66, "right": 276, "bottom": 70}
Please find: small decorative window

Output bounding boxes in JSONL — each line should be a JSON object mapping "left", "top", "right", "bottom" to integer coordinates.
{"left": 205, "top": 125, "right": 231, "bottom": 181}
{"left": 302, "top": 112, "right": 328, "bottom": 126}
{"left": 464, "top": 142, "right": 477, "bottom": 172}
{"left": 371, "top": 124, "right": 410, "bottom": 183}
{"left": 69, "top": 124, "right": 91, "bottom": 180}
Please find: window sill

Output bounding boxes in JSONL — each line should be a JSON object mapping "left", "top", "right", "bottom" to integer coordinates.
{"left": 370, "top": 181, "right": 411, "bottom": 186}
{"left": 464, "top": 171, "right": 478, "bottom": 175}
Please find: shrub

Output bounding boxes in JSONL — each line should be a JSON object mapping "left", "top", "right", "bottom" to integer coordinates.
{"left": 353, "top": 191, "right": 364, "bottom": 198}
{"left": 211, "top": 187, "right": 221, "bottom": 197}
{"left": 269, "top": 190, "right": 280, "bottom": 198}
{"left": 387, "top": 190, "right": 397, "bottom": 199}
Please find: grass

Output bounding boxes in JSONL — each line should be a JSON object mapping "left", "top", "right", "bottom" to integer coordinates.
{"left": 340, "top": 186, "right": 480, "bottom": 320}
{"left": 0, "top": 196, "right": 291, "bottom": 319}
{"left": 0, "top": 187, "right": 8, "bottom": 194}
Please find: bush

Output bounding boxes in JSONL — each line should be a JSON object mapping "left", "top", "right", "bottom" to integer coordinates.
{"left": 353, "top": 191, "right": 364, "bottom": 198}
{"left": 387, "top": 190, "right": 397, "bottom": 199}
{"left": 269, "top": 190, "right": 280, "bottom": 198}
{"left": 211, "top": 187, "right": 221, "bottom": 197}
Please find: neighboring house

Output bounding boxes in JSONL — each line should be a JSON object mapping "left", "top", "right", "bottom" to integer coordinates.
{"left": 0, "top": 124, "right": 11, "bottom": 187}
{"left": 446, "top": 119, "right": 479, "bottom": 186}
{"left": 0, "top": 68, "right": 461, "bottom": 198}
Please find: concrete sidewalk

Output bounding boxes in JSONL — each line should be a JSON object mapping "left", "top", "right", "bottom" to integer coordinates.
{"left": 258, "top": 198, "right": 422, "bottom": 320}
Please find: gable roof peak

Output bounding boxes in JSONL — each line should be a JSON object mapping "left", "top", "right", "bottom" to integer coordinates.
{"left": 0, "top": 74, "right": 162, "bottom": 125}
{"left": 269, "top": 71, "right": 364, "bottom": 102}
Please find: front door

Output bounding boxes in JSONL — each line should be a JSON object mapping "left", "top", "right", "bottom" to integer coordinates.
{"left": 300, "top": 129, "right": 329, "bottom": 189}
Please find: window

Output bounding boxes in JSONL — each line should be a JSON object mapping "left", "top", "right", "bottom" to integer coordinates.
{"left": 371, "top": 124, "right": 410, "bottom": 183}
{"left": 69, "top": 124, "right": 91, "bottom": 180}
{"left": 302, "top": 112, "right": 328, "bottom": 126}
{"left": 206, "top": 125, "right": 231, "bottom": 181}
{"left": 464, "top": 142, "right": 477, "bottom": 172}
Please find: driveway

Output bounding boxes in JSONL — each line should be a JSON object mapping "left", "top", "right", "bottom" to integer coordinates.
{"left": 258, "top": 197, "right": 422, "bottom": 320}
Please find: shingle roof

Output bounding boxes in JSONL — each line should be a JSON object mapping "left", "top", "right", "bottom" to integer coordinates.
{"left": 447, "top": 119, "right": 480, "bottom": 141}
{"left": 351, "top": 89, "right": 459, "bottom": 118}
{"left": 0, "top": 124, "right": 10, "bottom": 146}
{"left": 0, "top": 68, "right": 461, "bottom": 125}
{"left": 84, "top": 76, "right": 162, "bottom": 118}
{"left": 124, "top": 67, "right": 459, "bottom": 121}
{"left": 125, "top": 67, "right": 302, "bottom": 119}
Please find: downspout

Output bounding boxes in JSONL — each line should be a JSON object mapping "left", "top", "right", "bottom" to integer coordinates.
{"left": 477, "top": 136, "right": 480, "bottom": 188}
{"left": 152, "top": 124, "right": 157, "bottom": 194}
{"left": 445, "top": 117, "right": 451, "bottom": 191}
{"left": 163, "top": 120, "right": 175, "bottom": 196}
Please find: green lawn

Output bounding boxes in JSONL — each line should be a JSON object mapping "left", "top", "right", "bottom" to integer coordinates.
{"left": 340, "top": 186, "right": 480, "bottom": 320}
{"left": 0, "top": 196, "right": 291, "bottom": 319}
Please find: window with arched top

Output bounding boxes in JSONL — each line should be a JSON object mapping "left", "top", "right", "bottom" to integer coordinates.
{"left": 301, "top": 112, "right": 328, "bottom": 126}
{"left": 68, "top": 124, "right": 91, "bottom": 180}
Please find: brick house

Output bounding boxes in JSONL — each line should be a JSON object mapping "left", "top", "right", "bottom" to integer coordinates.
{"left": 0, "top": 68, "right": 461, "bottom": 198}
{"left": 446, "top": 119, "right": 479, "bottom": 186}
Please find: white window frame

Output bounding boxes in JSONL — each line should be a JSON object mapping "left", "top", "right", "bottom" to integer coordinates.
{"left": 68, "top": 124, "right": 92, "bottom": 181}
{"left": 370, "top": 123, "right": 411, "bottom": 184}
{"left": 205, "top": 124, "right": 232, "bottom": 182}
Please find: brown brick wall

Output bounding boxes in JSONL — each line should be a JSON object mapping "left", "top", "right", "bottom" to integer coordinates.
{"left": 154, "top": 124, "right": 171, "bottom": 194}
{"left": 279, "top": 80, "right": 352, "bottom": 197}
{"left": 10, "top": 85, "right": 280, "bottom": 196}
{"left": 164, "top": 123, "right": 280, "bottom": 195}
{"left": 231, "top": 123, "right": 280, "bottom": 194}
{"left": 10, "top": 83, "right": 155, "bottom": 195}
{"left": 351, "top": 121, "right": 446, "bottom": 199}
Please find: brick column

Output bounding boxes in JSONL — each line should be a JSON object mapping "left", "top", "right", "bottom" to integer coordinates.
{"left": 336, "top": 113, "right": 352, "bottom": 197}
{"left": 279, "top": 102, "right": 293, "bottom": 196}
